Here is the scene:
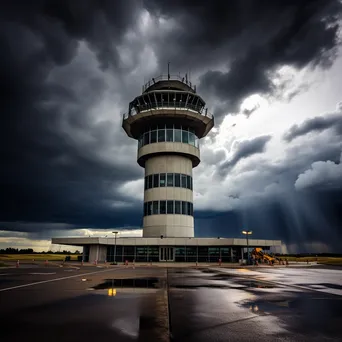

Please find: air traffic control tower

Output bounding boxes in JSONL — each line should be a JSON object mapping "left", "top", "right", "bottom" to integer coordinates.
{"left": 53, "top": 74, "right": 282, "bottom": 262}
{"left": 122, "top": 73, "right": 214, "bottom": 238}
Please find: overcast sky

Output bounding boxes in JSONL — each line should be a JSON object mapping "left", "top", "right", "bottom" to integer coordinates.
{"left": 1, "top": 0, "right": 342, "bottom": 253}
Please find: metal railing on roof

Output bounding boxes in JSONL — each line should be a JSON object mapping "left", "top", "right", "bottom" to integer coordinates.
{"left": 142, "top": 74, "right": 196, "bottom": 93}
{"left": 122, "top": 102, "right": 214, "bottom": 120}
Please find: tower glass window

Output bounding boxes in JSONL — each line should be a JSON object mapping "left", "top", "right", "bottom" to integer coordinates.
{"left": 138, "top": 125, "right": 199, "bottom": 148}
{"left": 144, "top": 173, "right": 192, "bottom": 190}
{"left": 167, "top": 200, "right": 174, "bottom": 214}
{"left": 148, "top": 175, "right": 153, "bottom": 188}
{"left": 153, "top": 174, "right": 159, "bottom": 188}
{"left": 182, "top": 201, "right": 187, "bottom": 215}
{"left": 159, "top": 200, "right": 166, "bottom": 214}
{"left": 188, "top": 132, "right": 195, "bottom": 146}
{"left": 174, "top": 129, "right": 182, "bottom": 142}
{"left": 157, "top": 129, "right": 165, "bottom": 142}
{"left": 167, "top": 173, "right": 174, "bottom": 187}
{"left": 181, "top": 174, "right": 187, "bottom": 188}
{"left": 175, "top": 201, "right": 181, "bottom": 214}
{"left": 175, "top": 174, "right": 181, "bottom": 187}
{"left": 129, "top": 91, "right": 206, "bottom": 116}
{"left": 182, "top": 130, "right": 189, "bottom": 144}
{"left": 150, "top": 130, "right": 157, "bottom": 143}
{"left": 143, "top": 132, "right": 149, "bottom": 145}
{"left": 143, "top": 200, "right": 193, "bottom": 216}
{"left": 186, "top": 175, "right": 191, "bottom": 189}
{"left": 166, "top": 129, "right": 173, "bottom": 141}
{"left": 147, "top": 202, "right": 152, "bottom": 215}
{"left": 152, "top": 201, "right": 159, "bottom": 215}
{"left": 159, "top": 173, "right": 166, "bottom": 187}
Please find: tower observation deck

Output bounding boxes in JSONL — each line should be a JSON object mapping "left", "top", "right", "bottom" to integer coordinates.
{"left": 122, "top": 74, "right": 214, "bottom": 238}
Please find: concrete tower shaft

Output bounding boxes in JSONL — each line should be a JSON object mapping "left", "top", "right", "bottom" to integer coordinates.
{"left": 122, "top": 75, "right": 214, "bottom": 238}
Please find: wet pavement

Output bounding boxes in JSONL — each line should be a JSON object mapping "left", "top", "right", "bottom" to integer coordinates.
{"left": 0, "top": 265, "right": 341, "bottom": 341}
{"left": 0, "top": 266, "right": 169, "bottom": 342}
{"left": 167, "top": 267, "right": 342, "bottom": 341}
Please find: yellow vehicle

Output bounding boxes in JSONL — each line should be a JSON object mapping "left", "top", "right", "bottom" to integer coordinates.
{"left": 251, "top": 248, "right": 279, "bottom": 264}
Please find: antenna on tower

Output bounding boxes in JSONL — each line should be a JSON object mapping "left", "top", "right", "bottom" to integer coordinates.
{"left": 167, "top": 61, "right": 170, "bottom": 80}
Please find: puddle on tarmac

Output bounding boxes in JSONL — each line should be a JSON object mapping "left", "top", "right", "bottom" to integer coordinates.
{"left": 240, "top": 295, "right": 342, "bottom": 318}
{"left": 238, "top": 280, "right": 276, "bottom": 288}
{"left": 201, "top": 269, "right": 217, "bottom": 274}
{"left": 171, "top": 284, "right": 230, "bottom": 289}
{"left": 91, "top": 277, "right": 159, "bottom": 290}
{"left": 211, "top": 274, "right": 232, "bottom": 280}
{"left": 171, "top": 280, "right": 276, "bottom": 290}
{"left": 289, "top": 297, "right": 342, "bottom": 316}
{"left": 297, "top": 283, "right": 342, "bottom": 290}
{"left": 240, "top": 300, "right": 290, "bottom": 315}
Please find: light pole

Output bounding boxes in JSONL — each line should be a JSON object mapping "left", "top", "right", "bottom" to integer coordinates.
{"left": 242, "top": 230, "right": 252, "bottom": 265}
{"left": 105, "top": 235, "right": 108, "bottom": 262}
{"left": 112, "top": 231, "right": 118, "bottom": 264}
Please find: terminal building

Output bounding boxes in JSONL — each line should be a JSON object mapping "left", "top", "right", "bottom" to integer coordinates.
{"left": 52, "top": 73, "right": 282, "bottom": 262}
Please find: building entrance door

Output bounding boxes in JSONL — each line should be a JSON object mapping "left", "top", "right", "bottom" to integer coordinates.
{"left": 159, "top": 247, "right": 174, "bottom": 261}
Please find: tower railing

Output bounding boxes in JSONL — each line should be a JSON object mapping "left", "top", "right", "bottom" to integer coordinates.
{"left": 122, "top": 102, "right": 214, "bottom": 120}
{"left": 142, "top": 74, "right": 196, "bottom": 93}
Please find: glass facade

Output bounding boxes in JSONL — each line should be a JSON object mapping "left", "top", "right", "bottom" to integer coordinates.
{"left": 138, "top": 124, "right": 199, "bottom": 148}
{"left": 106, "top": 245, "right": 160, "bottom": 262}
{"left": 145, "top": 173, "right": 192, "bottom": 190}
{"left": 106, "top": 245, "right": 240, "bottom": 263}
{"left": 144, "top": 200, "right": 193, "bottom": 216}
{"left": 175, "top": 246, "right": 233, "bottom": 262}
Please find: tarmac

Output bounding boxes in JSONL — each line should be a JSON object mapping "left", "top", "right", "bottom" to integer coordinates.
{"left": 0, "top": 262, "right": 341, "bottom": 341}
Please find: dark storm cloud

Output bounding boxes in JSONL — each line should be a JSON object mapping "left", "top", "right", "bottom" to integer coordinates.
{"left": 242, "top": 106, "right": 260, "bottom": 118}
{"left": 196, "top": 133, "right": 342, "bottom": 252}
{"left": 1, "top": 0, "right": 342, "bottom": 251}
{"left": 0, "top": 1, "right": 145, "bottom": 231}
{"left": 145, "top": 0, "right": 342, "bottom": 120}
{"left": 283, "top": 112, "right": 342, "bottom": 142}
{"left": 195, "top": 188, "right": 342, "bottom": 253}
{"left": 217, "top": 135, "right": 272, "bottom": 176}
{"left": 0, "top": 0, "right": 141, "bottom": 69}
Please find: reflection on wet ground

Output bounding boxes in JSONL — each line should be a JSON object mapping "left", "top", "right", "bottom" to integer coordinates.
{"left": 297, "top": 283, "right": 342, "bottom": 290}
{"left": 1, "top": 266, "right": 342, "bottom": 341}
{"left": 170, "top": 279, "right": 276, "bottom": 290}
{"left": 167, "top": 268, "right": 342, "bottom": 341}
{"left": 0, "top": 268, "right": 169, "bottom": 342}
{"left": 91, "top": 277, "right": 159, "bottom": 290}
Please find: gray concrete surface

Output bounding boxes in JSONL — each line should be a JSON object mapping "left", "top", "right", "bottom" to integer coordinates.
{"left": 167, "top": 267, "right": 342, "bottom": 341}
{"left": 0, "top": 265, "right": 341, "bottom": 341}
{"left": 0, "top": 266, "right": 169, "bottom": 342}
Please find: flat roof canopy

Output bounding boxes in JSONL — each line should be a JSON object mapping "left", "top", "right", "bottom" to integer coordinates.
{"left": 52, "top": 237, "right": 282, "bottom": 247}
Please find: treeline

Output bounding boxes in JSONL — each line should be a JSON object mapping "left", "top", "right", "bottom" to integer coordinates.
{"left": 275, "top": 253, "right": 342, "bottom": 257}
{"left": 0, "top": 248, "right": 80, "bottom": 254}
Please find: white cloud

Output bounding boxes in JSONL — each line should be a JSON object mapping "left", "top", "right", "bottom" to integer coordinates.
{"left": 295, "top": 152, "right": 342, "bottom": 190}
{"left": 0, "top": 227, "right": 143, "bottom": 252}
{"left": 117, "top": 179, "right": 144, "bottom": 201}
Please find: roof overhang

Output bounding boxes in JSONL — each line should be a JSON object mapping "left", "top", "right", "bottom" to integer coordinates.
{"left": 52, "top": 237, "right": 282, "bottom": 247}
